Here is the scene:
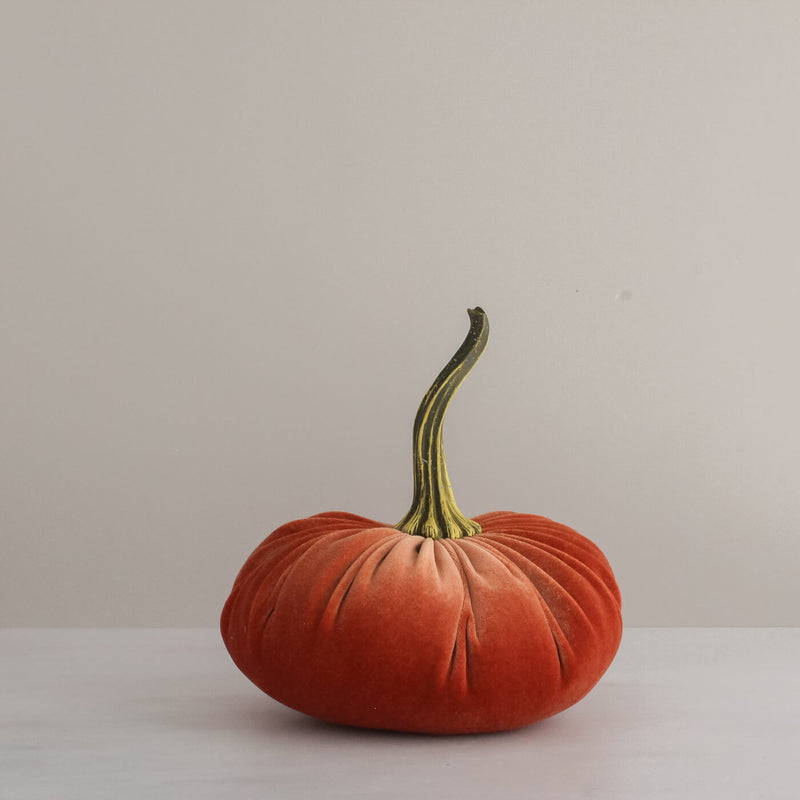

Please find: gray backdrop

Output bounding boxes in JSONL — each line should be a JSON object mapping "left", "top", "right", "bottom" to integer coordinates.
{"left": 3, "top": 2, "right": 798, "bottom": 626}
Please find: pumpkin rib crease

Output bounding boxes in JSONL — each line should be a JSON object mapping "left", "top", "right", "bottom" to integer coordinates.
{"left": 493, "top": 527, "right": 614, "bottom": 573}
{"left": 550, "top": 627, "right": 566, "bottom": 674}
{"left": 468, "top": 536, "right": 570, "bottom": 679}
{"left": 322, "top": 533, "right": 397, "bottom": 630}
{"left": 475, "top": 536, "right": 595, "bottom": 637}
{"left": 483, "top": 525, "right": 605, "bottom": 566}
{"left": 369, "top": 538, "right": 398, "bottom": 582}
{"left": 485, "top": 532, "right": 616, "bottom": 611}
{"left": 443, "top": 542, "right": 480, "bottom": 695}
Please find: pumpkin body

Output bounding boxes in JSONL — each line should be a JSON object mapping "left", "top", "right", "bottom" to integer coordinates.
{"left": 221, "top": 509, "right": 622, "bottom": 734}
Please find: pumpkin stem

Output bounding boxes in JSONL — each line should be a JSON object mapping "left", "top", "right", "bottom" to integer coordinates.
{"left": 396, "top": 307, "right": 489, "bottom": 540}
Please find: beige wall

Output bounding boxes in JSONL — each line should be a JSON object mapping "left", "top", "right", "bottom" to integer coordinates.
{"left": 3, "top": 2, "right": 799, "bottom": 626}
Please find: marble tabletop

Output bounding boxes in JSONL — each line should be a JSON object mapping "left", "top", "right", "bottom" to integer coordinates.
{"left": 1, "top": 627, "right": 797, "bottom": 799}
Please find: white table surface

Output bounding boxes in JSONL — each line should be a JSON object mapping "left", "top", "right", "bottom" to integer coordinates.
{"left": 1, "top": 628, "right": 797, "bottom": 799}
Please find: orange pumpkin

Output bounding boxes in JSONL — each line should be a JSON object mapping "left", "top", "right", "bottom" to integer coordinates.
{"left": 221, "top": 308, "right": 622, "bottom": 734}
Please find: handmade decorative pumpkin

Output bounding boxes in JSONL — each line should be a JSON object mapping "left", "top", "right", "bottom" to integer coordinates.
{"left": 221, "top": 308, "right": 622, "bottom": 734}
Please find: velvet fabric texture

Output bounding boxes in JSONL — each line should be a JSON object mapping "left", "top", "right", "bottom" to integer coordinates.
{"left": 221, "top": 510, "right": 622, "bottom": 734}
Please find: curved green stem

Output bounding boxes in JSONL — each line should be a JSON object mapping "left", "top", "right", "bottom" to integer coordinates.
{"left": 396, "top": 307, "right": 489, "bottom": 539}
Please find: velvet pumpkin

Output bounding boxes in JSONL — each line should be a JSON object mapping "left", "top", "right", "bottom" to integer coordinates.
{"left": 221, "top": 308, "right": 622, "bottom": 734}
